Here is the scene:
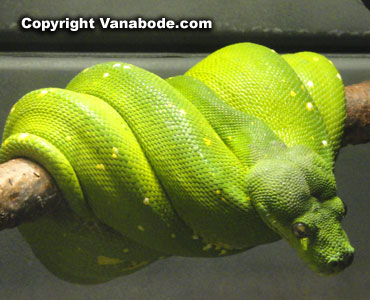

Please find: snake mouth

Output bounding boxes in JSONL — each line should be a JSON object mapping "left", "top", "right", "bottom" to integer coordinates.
{"left": 308, "top": 251, "right": 354, "bottom": 275}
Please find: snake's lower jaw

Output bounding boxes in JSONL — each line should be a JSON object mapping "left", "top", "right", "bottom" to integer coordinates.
{"left": 303, "top": 248, "right": 355, "bottom": 275}
{"left": 327, "top": 252, "right": 355, "bottom": 274}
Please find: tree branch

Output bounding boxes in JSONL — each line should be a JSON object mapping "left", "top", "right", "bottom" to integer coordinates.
{"left": 343, "top": 81, "right": 370, "bottom": 146}
{"left": 0, "top": 158, "right": 61, "bottom": 230}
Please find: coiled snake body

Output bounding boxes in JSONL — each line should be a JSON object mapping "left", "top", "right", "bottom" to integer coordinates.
{"left": 0, "top": 43, "right": 354, "bottom": 283}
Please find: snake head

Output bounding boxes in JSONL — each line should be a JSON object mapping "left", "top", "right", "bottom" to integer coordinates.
{"left": 245, "top": 146, "right": 354, "bottom": 275}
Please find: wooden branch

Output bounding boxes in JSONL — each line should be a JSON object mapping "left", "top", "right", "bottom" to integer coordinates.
{"left": 0, "top": 81, "right": 369, "bottom": 231}
{"left": 0, "top": 158, "right": 61, "bottom": 230}
{"left": 343, "top": 81, "right": 370, "bottom": 146}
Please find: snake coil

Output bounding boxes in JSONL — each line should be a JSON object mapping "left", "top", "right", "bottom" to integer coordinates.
{"left": 0, "top": 43, "right": 353, "bottom": 283}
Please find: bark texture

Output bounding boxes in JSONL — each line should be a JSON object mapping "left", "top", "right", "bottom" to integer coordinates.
{"left": 0, "top": 158, "right": 61, "bottom": 230}
{"left": 343, "top": 81, "right": 370, "bottom": 146}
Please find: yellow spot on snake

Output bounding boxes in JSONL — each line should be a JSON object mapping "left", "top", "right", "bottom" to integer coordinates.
{"left": 10, "top": 106, "right": 15, "bottom": 113}
{"left": 112, "top": 147, "right": 119, "bottom": 159}
{"left": 203, "top": 138, "right": 212, "bottom": 146}
{"left": 18, "top": 133, "right": 29, "bottom": 141}
{"left": 328, "top": 60, "right": 333, "bottom": 65}
{"left": 38, "top": 90, "right": 48, "bottom": 97}
{"left": 311, "top": 136, "right": 315, "bottom": 141}
{"left": 180, "top": 109, "right": 186, "bottom": 115}
{"left": 313, "top": 57, "right": 319, "bottom": 62}
{"left": 305, "top": 102, "right": 314, "bottom": 111}
{"left": 82, "top": 68, "right": 88, "bottom": 73}
{"left": 97, "top": 256, "right": 122, "bottom": 265}
{"left": 307, "top": 80, "right": 314, "bottom": 88}
{"left": 322, "top": 140, "right": 328, "bottom": 147}
{"left": 246, "top": 196, "right": 251, "bottom": 201}
{"left": 138, "top": 225, "right": 145, "bottom": 231}
{"left": 192, "top": 234, "right": 199, "bottom": 240}
{"left": 251, "top": 122, "right": 254, "bottom": 126}
{"left": 300, "top": 238, "right": 309, "bottom": 251}
{"left": 216, "top": 190, "right": 221, "bottom": 195}
{"left": 143, "top": 197, "right": 150, "bottom": 205}
{"left": 65, "top": 136, "right": 72, "bottom": 142}
{"left": 281, "top": 79, "right": 286, "bottom": 83}
{"left": 171, "top": 233, "right": 176, "bottom": 239}
{"left": 96, "top": 164, "right": 105, "bottom": 170}
{"left": 123, "top": 248, "right": 129, "bottom": 253}
{"left": 219, "top": 249, "right": 227, "bottom": 256}
{"left": 203, "top": 244, "right": 212, "bottom": 251}
{"left": 103, "top": 73, "right": 110, "bottom": 78}
{"left": 301, "top": 85, "right": 305, "bottom": 90}
{"left": 113, "top": 63, "right": 121, "bottom": 68}
{"left": 290, "top": 91, "right": 296, "bottom": 97}
{"left": 336, "top": 73, "right": 342, "bottom": 80}
{"left": 167, "top": 103, "right": 173, "bottom": 108}
{"left": 227, "top": 136, "right": 232, "bottom": 141}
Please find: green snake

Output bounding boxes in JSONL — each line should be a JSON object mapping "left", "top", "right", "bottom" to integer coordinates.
{"left": 0, "top": 43, "right": 354, "bottom": 284}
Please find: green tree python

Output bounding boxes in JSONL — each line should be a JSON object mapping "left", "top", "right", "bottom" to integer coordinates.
{"left": 0, "top": 43, "right": 354, "bottom": 284}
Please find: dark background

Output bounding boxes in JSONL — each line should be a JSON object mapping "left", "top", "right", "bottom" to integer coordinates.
{"left": 0, "top": 1, "right": 369, "bottom": 299}
{"left": 1, "top": 0, "right": 370, "bottom": 53}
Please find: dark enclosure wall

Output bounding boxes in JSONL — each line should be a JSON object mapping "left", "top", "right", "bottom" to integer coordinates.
{"left": 0, "top": 1, "right": 369, "bottom": 299}
{"left": 1, "top": 0, "right": 370, "bottom": 52}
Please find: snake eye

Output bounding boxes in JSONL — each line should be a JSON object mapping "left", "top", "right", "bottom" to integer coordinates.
{"left": 292, "top": 222, "right": 310, "bottom": 238}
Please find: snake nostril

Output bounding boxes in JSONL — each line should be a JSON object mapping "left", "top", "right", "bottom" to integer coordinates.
{"left": 344, "top": 252, "right": 354, "bottom": 267}
{"left": 329, "top": 252, "right": 354, "bottom": 270}
{"left": 329, "top": 260, "right": 339, "bottom": 268}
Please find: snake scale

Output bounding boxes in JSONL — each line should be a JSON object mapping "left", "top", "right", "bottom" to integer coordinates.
{"left": 0, "top": 43, "right": 354, "bottom": 284}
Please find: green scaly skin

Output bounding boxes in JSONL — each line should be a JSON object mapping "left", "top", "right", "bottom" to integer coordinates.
{"left": 0, "top": 43, "right": 353, "bottom": 284}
